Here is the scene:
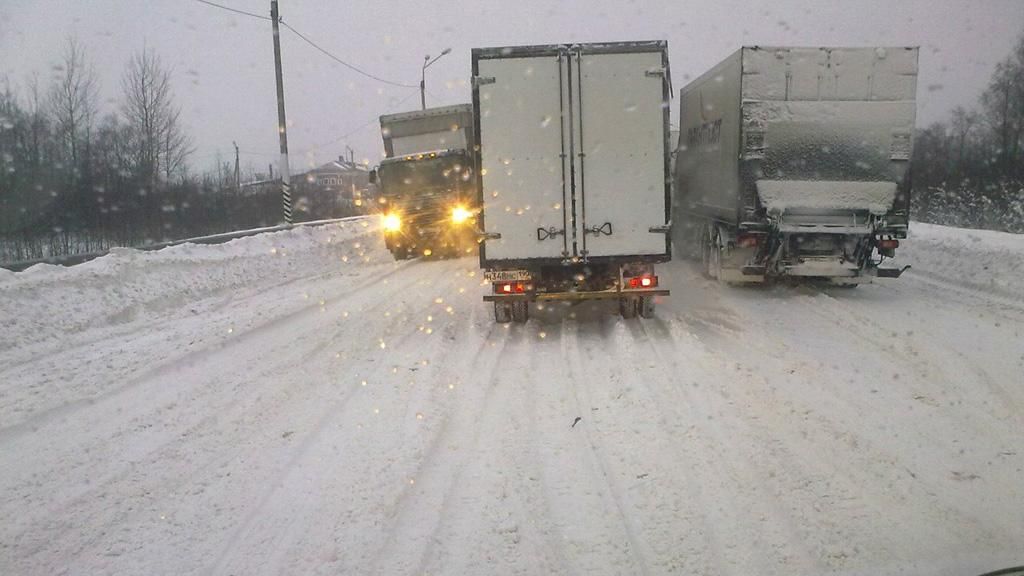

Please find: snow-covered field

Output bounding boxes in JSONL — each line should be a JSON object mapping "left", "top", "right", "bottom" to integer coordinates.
{"left": 1, "top": 220, "right": 1022, "bottom": 576}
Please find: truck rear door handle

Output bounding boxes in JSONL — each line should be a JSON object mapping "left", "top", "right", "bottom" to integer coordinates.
{"left": 537, "top": 227, "right": 565, "bottom": 241}
{"left": 584, "top": 222, "right": 613, "bottom": 236}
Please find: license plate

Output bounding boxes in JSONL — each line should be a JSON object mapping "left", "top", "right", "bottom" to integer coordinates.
{"left": 484, "top": 269, "right": 532, "bottom": 282}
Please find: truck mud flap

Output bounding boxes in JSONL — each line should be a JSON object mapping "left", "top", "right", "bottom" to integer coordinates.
{"left": 874, "top": 265, "right": 911, "bottom": 278}
{"left": 742, "top": 265, "right": 766, "bottom": 276}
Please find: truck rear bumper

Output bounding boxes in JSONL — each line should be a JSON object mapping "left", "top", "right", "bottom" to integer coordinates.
{"left": 484, "top": 288, "right": 669, "bottom": 303}
{"left": 785, "top": 259, "right": 861, "bottom": 277}
{"left": 778, "top": 261, "right": 910, "bottom": 280}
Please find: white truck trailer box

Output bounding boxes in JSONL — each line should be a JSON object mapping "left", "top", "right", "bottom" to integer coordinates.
{"left": 471, "top": 41, "right": 672, "bottom": 322}
{"left": 673, "top": 46, "right": 918, "bottom": 283}
{"left": 379, "top": 104, "right": 474, "bottom": 158}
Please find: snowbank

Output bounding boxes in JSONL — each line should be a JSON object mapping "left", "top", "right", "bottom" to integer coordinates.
{"left": 0, "top": 219, "right": 377, "bottom": 358}
{"left": 901, "top": 221, "right": 1024, "bottom": 300}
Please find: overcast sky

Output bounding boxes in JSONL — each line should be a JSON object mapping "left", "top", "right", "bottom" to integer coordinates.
{"left": 2, "top": 0, "right": 1023, "bottom": 176}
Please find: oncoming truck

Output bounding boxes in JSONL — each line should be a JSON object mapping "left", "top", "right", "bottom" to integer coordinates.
{"left": 370, "top": 104, "right": 478, "bottom": 259}
{"left": 674, "top": 46, "right": 918, "bottom": 284}
{"left": 472, "top": 41, "right": 672, "bottom": 323}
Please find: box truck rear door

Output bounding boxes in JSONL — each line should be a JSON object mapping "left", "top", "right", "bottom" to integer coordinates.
{"left": 574, "top": 50, "right": 668, "bottom": 258}
{"left": 478, "top": 55, "right": 570, "bottom": 261}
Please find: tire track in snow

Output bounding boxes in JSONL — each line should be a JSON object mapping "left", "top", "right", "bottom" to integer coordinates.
{"left": 1, "top": 258, "right": 450, "bottom": 574}
{"left": 368, "top": 315, "right": 511, "bottom": 575}
{"left": 466, "top": 309, "right": 655, "bottom": 575}
{"left": 0, "top": 257, "right": 418, "bottom": 442}
{"left": 205, "top": 259, "right": 486, "bottom": 576}
{"left": 627, "top": 317, "right": 827, "bottom": 575}
{"left": 559, "top": 317, "right": 655, "bottom": 576}
{"left": 800, "top": 286, "right": 1024, "bottom": 429}
{"left": 416, "top": 314, "right": 582, "bottom": 576}
{"left": 637, "top": 295, "right": 1018, "bottom": 572}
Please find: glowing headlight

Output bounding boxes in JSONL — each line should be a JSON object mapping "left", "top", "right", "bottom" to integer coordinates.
{"left": 382, "top": 213, "right": 401, "bottom": 232}
{"left": 451, "top": 206, "right": 472, "bottom": 224}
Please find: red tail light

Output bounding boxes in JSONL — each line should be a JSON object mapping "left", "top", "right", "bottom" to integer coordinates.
{"left": 878, "top": 239, "right": 899, "bottom": 250}
{"left": 497, "top": 282, "right": 527, "bottom": 294}
{"left": 737, "top": 233, "right": 762, "bottom": 248}
{"left": 627, "top": 275, "right": 658, "bottom": 289}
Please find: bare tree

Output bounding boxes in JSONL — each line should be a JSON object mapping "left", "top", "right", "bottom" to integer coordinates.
{"left": 949, "top": 106, "right": 978, "bottom": 177}
{"left": 121, "top": 47, "right": 192, "bottom": 190}
{"left": 48, "top": 37, "right": 98, "bottom": 172}
{"left": 981, "top": 33, "right": 1024, "bottom": 177}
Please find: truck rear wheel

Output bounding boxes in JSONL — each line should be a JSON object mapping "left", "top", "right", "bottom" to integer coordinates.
{"left": 639, "top": 295, "right": 655, "bottom": 318}
{"left": 494, "top": 302, "right": 512, "bottom": 323}
{"left": 619, "top": 297, "right": 638, "bottom": 319}
{"left": 511, "top": 301, "right": 530, "bottom": 323}
{"left": 700, "top": 225, "right": 713, "bottom": 278}
{"left": 702, "top": 226, "right": 723, "bottom": 280}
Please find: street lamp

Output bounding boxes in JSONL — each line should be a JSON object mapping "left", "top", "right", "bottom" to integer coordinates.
{"left": 421, "top": 47, "right": 452, "bottom": 110}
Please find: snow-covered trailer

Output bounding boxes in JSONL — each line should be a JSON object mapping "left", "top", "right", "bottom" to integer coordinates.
{"left": 472, "top": 41, "right": 672, "bottom": 323}
{"left": 673, "top": 46, "right": 918, "bottom": 283}
{"left": 379, "top": 104, "right": 475, "bottom": 159}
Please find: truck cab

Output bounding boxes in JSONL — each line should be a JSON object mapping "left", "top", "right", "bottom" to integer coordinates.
{"left": 373, "top": 104, "right": 478, "bottom": 260}
{"left": 372, "top": 148, "right": 477, "bottom": 259}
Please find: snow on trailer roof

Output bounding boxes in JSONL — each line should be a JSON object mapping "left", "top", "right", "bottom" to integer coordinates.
{"left": 679, "top": 45, "right": 919, "bottom": 98}
{"left": 472, "top": 40, "right": 667, "bottom": 59}
{"left": 378, "top": 104, "right": 473, "bottom": 125}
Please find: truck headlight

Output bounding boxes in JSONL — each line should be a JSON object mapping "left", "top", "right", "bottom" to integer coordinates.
{"left": 451, "top": 205, "right": 472, "bottom": 224}
{"left": 382, "top": 213, "right": 401, "bottom": 232}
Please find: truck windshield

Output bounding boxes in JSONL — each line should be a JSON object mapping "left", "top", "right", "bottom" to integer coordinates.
{"left": 379, "top": 156, "right": 472, "bottom": 195}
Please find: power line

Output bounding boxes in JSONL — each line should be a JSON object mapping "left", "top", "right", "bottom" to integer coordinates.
{"left": 238, "top": 149, "right": 280, "bottom": 157}
{"left": 193, "top": 0, "right": 269, "bottom": 21}
{"left": 301, "top": 88, "right": 420, "bottom": 154}
{"left": 193, "top": 1, "right": 418, "bottom": 89}
{"left": 278, "top": 20, "right": 419, "bottom": 88}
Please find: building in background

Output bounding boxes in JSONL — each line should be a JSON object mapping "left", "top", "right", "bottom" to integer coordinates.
{"left": 294, "top": 156, "right": 375, "bottom": 217}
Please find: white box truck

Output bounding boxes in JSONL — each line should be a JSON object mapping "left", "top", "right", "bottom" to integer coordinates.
{"left": 673, "top": 46, "right": 918, "bottom": 284}
{"left": 471, "top": 41, "right": 672, "bottom": 323}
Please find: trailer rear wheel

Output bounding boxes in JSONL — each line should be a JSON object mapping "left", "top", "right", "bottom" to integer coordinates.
{"left": 638, "top": 295, "right": 655, "bottom": 318}
{"left": 709, "top": 232, "right": 723, "bottom": 281}
{"left": 703, "top": 226, "right": 723, "bottom": 281}
{"left": 701, "top": 225, "right": 722, "bottom": 280}
{"left": 700, "top": 225, "right": 712, "bottom": 278}
{"left": 511, "top": 301, "right": 530, "bottom": 323}
{"left": 619, "top": 297, "right": 638, "bottom": 319}
{"left": 494, "top": 302, "right": 512, "bottom": 323}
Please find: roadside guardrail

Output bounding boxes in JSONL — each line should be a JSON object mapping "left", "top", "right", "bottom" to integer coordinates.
{"left": 0, "top": 215, "right": 369, "bottom": 272}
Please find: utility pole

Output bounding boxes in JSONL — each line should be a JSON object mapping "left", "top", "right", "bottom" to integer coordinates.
{"left": 270, "top": 0, "right": 292, "bottom": 224}
{"left": 233, "top": 141, "right": 240, "bottom": 191}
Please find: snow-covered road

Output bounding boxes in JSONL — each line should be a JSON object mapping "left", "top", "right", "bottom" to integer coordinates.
{"left": 1, "top": 220, "right": 1022, "bottom": 576}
